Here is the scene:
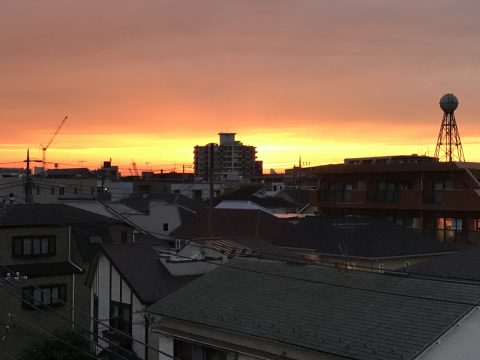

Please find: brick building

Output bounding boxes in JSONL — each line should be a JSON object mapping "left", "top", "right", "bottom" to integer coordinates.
{"left": 309, "top": 155, "right": 480, "bottom": 248}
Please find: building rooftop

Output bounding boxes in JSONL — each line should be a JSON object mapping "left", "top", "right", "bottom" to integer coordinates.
{"left": 149, "top": 257, "right": 480, "bottom": 360}
{"left": 407, "top": 245, "right": 480, "bottom": 281}
{"left": 276, "top": 216, "right": 455, "bottom": 259}
{"left": 0, "top": 204, "right": 122, "bottom": 227}
{"left": 171, "top": 208, "right": 293, "bottom": 242}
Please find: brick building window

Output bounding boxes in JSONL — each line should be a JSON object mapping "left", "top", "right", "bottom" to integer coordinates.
{"left": 12, "top": 236, "right": 56, "bottom": 257}
{"left": 22, "top": 284, "right": 66, "bottom": 310}
{"left": 436, "top": 217, "right": 463, "bottom": 242}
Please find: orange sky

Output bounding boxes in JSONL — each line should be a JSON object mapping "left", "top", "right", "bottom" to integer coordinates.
{"left": 2, "top": 1, "right": 480, "bottom": 173}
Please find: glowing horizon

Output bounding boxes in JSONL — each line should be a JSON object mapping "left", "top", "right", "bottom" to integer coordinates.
{"left": 2, "top": 1, "right": 480, "bottom": 173}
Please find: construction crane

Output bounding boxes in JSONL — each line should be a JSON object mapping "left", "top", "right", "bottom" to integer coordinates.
{"left": 131, "top": 160, "right": 139, "bottom": 177}
{"left": 41, "top": 116, "right": 68, "bottom": 170}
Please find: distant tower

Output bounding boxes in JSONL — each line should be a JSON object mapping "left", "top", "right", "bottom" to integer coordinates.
{"left": 434, "top": 93, "right": 465, "bottom": 162}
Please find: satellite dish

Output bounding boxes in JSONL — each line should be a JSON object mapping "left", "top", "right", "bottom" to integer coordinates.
{"left": 439, "top": 93, "right": 458, "bottom": 114}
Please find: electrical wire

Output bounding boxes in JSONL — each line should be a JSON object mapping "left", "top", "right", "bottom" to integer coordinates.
{"left": 0, "top": 263, "right": 181, "bottom": 360}
{"left": 5, "top": 183, "right": 480, "bottom": 357}
{"left": 0, "top": 277, "right": 161, "bottom": 360}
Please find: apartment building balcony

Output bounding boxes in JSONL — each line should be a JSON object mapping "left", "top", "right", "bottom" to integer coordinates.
{"left": 317, "top": 189, "right": 480, "bottom": 212}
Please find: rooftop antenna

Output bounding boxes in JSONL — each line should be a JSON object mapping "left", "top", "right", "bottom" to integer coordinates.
{"left": 434, "top": 93, "right": 465, "bottom": 162}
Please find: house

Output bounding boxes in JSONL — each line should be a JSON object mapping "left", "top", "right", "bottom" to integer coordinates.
{"left": 147, "top": 257, "right": 480, "bottom": 360}
{"left": 0, "top": 170, "right": 98, "bottom": 205}
{"left": 0, "top": 204, "right": 135, "bottom": 355}
{"left": 308, "top": 156, "right": 480, "bottom": 248}
{"left": 87, "top": 242, "right": 226, "bottom": 359}
{"left": 275, "top": 216, "right": 456, "bottom": 271}
{"left": 66, "top": 193, "right": 206, "bottom": 239}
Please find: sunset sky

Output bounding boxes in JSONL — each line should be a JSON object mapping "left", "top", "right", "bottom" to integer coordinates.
{"left": 2, "top": 0, "right": 480, "bottom": 173}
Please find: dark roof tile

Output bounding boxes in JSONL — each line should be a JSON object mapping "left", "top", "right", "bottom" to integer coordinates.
{"left": 0, "top": 204, "right": 121, "bottom": 227}
{"left": 171, "top": 209, "right": 293, "bottom": 242}
{"left": 100, "top": 243, "right": 198, "bottom": 304}
{"left": 277, "top": 216, "right": 454, "bottom": 258}
{"left": 149, "top": 258, "right": 480, "bottom": 360}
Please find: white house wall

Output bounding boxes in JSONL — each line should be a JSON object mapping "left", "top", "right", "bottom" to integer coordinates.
{"left": 416, "top": 306, "right": 480, "bottom": 360}
{"left": 92, "top": 253, "right": 146, "bottom": 359}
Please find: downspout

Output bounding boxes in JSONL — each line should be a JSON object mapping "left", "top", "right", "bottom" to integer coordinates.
{"left": 69, "top": 226, "right": 75, "bottom": 329}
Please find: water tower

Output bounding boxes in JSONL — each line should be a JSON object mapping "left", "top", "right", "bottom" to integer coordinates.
{"left": 434, "top": 93, "right": 465, "bottom": 162}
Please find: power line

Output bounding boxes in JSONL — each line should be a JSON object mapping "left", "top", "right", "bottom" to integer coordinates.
{"left": 0, "top": 276, "right": 158, "bottom": 360}
{"left": 0, "top": 262, "right": 181, "bottom": 360}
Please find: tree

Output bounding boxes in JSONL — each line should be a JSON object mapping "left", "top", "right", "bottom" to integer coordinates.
{"left": 19, "top": 329, "right": 92, "bottom": 360}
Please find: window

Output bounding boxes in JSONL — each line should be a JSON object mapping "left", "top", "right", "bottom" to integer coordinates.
{"left": 59, "top": 187, "right": 65, "bottom": 196}
{"left": 120, "top": 231, "right": 128, "bottom": 243}
{"left": 51, "top": 186, "right": 55, "bottom": 195}
{"left": 110, "top": 301, "right": 132, "bottom": 335}
{"left": 436, "top": 217, "right": 464, "bottom": 243}
{"left": 12, "top": 236, "right": 55, "bottom": 257}
{"left": 35, "top": 186, "right": 40, "bottom": 195}
{"left": 74, "top": 187, "right": 78, "bottom": 195}
{"left": 89, "top": 235, "right": 102, "bottom": 244}
{"left": 163, "top": 223, "right": 169, "bottom": 232}
{"left": 174, "top": 339, "right": 227, "bottom": 360}
{"left": 22, "top": 284, "right": 66, "bottom": 310}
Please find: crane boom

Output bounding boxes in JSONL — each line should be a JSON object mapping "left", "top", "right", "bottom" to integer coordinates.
{"left": 42, "top": 116, "right": 68, "bottom": 170}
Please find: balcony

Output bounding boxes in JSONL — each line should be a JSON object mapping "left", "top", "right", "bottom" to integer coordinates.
{"left": 317, "top": 188, "right": 480, "bottom": 212}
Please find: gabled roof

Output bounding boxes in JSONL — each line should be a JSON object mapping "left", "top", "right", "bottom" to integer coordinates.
{"left": 407, "top": 245, "right": 480, "bottom": 281}
{"left": 0, "top": 204, "right": 123, "bottom": 227}
{"left": 276, "top": 216, "right": 454, "bottom": 258}
{"left": 149, "top": 258, "right": 480, "bottom": 360}
{"left": 73, "top": 223, "right": 115, "bottom": 262}
{"left": 171, "top": 209, "right": 293, "bottom": 242}
{"left": 91, "top": 243, "right": 198, "bottom": 304}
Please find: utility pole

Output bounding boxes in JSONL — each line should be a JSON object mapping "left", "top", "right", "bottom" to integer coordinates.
{"left": 208, "top": 143, "right": 214, "bottom": 238}
{"left": 24, "top": 149, "right": 33, "bottom": 204}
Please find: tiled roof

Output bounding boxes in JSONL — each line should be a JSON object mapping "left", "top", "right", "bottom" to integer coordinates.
{"left": 0, "top": 204, "right": 121, "bottom": 227}
{"left": 73, "top": 223, "right": 115, "bottom": 262}
{"left": 193, "top": 236, "right": 295, "bottom": 260}
{"left": 276, "top": 216, "right": 454, "bottom": 258}
{"left": 149, "top": 258, "right": 480, "bottom": 360}
{"left": 0, "top": 261, "right": 82, "bottom": 278}
{"left": 407, "top": 245, "right": 480, "bottom": 281}
{"left": 99, "top": 243, "right": 198, "bottom": 304}
{"left": 171, "top": 209, "right": 293, "bottom": 242}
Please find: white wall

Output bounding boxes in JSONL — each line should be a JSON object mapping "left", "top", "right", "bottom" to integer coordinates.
{"left": 66, "top": 200, "right": 182, "bottom": 238}
{"left": 91, "top": 254, "right": 146, "bottom": 359}
{"left": 417, "top": 306, "right": 480, "bottom": 360}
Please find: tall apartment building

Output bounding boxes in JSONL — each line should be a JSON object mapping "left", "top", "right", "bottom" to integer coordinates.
{"left": 307, "top": 155, "right": 480, "bottom": 249}
{"left": 194, "top": 133, "right": 261, "bottom": 181}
